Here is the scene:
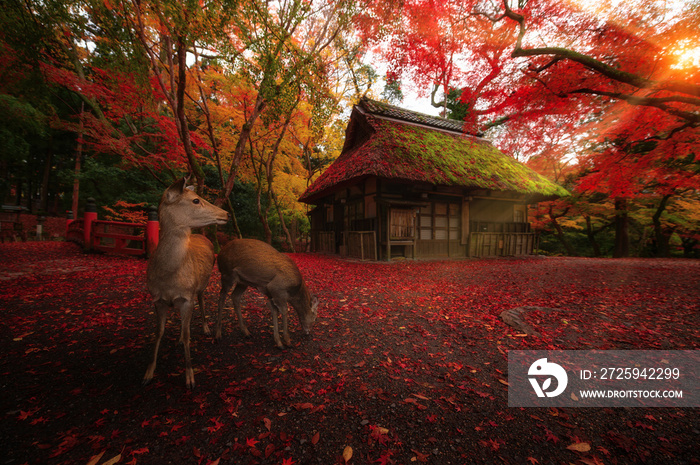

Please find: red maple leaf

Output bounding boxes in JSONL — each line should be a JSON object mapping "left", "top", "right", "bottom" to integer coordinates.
{"left": 17, "top": 409, "right": 36, "bottom": 420}
{"left": 207, "top": 418, "right": 224, "bottom": 433}
{"left": 374, "top": 450, "right": 394, "bottom": 465}
{"left": 544, "top": 429, "right": 560, "bottom": 444}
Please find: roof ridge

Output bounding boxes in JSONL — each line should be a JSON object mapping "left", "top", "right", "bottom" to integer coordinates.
{"left": 359, "top": 97, "right": 469, "bottom": 134}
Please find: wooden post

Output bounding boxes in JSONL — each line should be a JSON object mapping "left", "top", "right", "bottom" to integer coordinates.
{"left": 412, "top": 209, "right": 416, "bottom": 259}
{"left": 36, "top": 215, "right": 45, "bottom": 241}
{"left": 65, "top": 210, "right": 74, "bottom": 238}
{"left": 372, "top": 231, "right": 377, "bottom": 260}
{"left": 84, "top": 198, "right": 97, "bottom": 251}
{"left": 359, "top": 232, "right": 364, "bottom": 260}
{"left": 146, "top": 205, "right": 159, "bottom": 256}
{"left": 386, "top": 206, "right": 391, "bottom": 261}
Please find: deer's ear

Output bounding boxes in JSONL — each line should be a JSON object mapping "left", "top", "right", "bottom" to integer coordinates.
{"left": 164, "top": 177, "right": 187, "bottom": 203}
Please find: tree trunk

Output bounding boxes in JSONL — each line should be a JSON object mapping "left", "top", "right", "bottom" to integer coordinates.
{"left": 40, "top": 142, "right": 53, "bottom": 213}
{"left": 249, "top": 135, "right": 272, "bottom": 244}
{"left": 652, "top": 194, "right": 672, "bottom": 257}
{"left": 681, "top": 237, "right": 698, "bottom": 258}
{"left": 549, "top": 205, "right": 577, "bottom": 256}
{"left": 131, "top": 15, "right": 203, "bottom": 189}
{"left": 256, "top": 186, "right": 272, "bottom": 244}
{"left": 72, "top": 104, "right": 85, "bottom": 219}
{"left": 15, "top": 179, "right": 22, "bottom": 206}
{"left": 272, "top": 189, "right": 295, "bottom": 252}
{"left": 219, "top": 93, "right": 266, "bottom": 206}
{"left": 613, "top": 197, "right": 630, "bottom": 258}
{"left": 265, "top": 109, "right": 295, "bottom": 251}
{"left": 194, "top": 67, "right": 242, "bottom": 238}
{"left": 175, "top": 36, "right": 205, "bottom": 191}
{"left": 584, "top": 215, "right": 602, "bottom": 257}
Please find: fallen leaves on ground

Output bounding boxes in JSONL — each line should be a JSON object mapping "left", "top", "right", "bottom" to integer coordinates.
{"left": 1, "top": 242, "right": 698, "bottom": 464}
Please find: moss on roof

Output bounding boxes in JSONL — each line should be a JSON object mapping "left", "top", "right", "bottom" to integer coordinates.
{"left": 299, "top": 106, "right": 568, "bottom": 203}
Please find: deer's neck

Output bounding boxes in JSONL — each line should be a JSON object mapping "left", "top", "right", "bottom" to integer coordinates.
{"left": 155, "top": 224, "right": 192, "bottom": 266}
{"left": 290, "top": 282, "right": 310, "bottom": 309}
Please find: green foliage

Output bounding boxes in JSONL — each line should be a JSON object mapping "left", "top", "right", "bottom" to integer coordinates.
{"left": 537, "top": 229, "right": 615, "bottom": 257}
{"left": 535, "top": 191, "right": 700, "bottom": 258}
{"left": 227, "top": 180, "right": 266, "bottom": 239}
{"left": 267, "top": 208, "right": 310, "bottom": 249}
{"left": 56, "top": 157, "right": 163, "bottom": 215}
{"left": 224, "top": 179, "right": 307, "bottom": 242}
{"left": 444, "top": 88, "right": 470, "bottom": 122}
{"left": 0, "top": 95, "right": 48, "bottom": 162}
{"left": 0, "top": 92, "right": 72, "bottom": 210}
{"left": 380, "top": 75, "right": 403, "bottom": 105}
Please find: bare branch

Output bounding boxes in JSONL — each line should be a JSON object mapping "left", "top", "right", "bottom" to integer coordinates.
{"left": 496, "top": 0, "right": 700, "bottom": 100}
{"left": 570, "top": 89, "right": 700, "bottom": 124}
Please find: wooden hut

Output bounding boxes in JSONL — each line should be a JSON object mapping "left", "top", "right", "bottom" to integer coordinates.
{"left": 299, "top": 98, "right": 567, "bottom": 260}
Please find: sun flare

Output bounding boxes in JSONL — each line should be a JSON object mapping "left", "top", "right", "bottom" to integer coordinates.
{"left": 672, "top": 45, "right": 700, "bottom": 70}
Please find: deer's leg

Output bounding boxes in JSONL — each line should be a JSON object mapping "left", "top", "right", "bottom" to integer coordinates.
{"left": 197, "top": 291, "right": 210, "bottom": 336}
{"left": 267, "top": 300, "right": 285, "bottom": 350}
{"left": 231, "top": 284, "right": 250, "bottom": 337}
{"left": 175, "top": 297, "right": 195, "bottom": 389}
{"left": 271, "top": 296, "right": 291, "bottom": 347}
{"left": 216, "top": 275, "right": 234, "bottom": 340}
{"left": 143, "top": 300, "right": 169, "bottom": 386}
{"left": 268, "top": 297, "right": 291, "bottom": 349}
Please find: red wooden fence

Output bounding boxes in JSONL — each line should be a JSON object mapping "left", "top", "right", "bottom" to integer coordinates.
{"left": 67, "top": 198, "right": 159, "bottom": 257}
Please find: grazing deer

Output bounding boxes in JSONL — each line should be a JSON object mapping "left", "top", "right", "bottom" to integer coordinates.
{"left": 216, "top": 239, "right": 318, "bottom": 349}
{"left": 143, "top": 177, "right": 229, "bottom": 388}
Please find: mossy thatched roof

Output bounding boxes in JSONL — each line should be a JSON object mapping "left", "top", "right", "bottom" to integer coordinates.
{"left": 299, "top": 99, "right": 568, "bottom": 203}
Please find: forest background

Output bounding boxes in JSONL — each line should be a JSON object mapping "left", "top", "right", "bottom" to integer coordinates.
{"left": 1, "top": 0, "right": 698, "bottom": 258}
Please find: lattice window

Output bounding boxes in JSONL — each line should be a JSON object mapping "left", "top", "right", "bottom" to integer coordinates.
{"left": 390, "top": 209, "right": 414, "bottom": 238}
{"left": 418, "top": 202, "right": 460, "bottom": 241}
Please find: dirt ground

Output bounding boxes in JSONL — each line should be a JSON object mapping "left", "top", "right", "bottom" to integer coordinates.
{"left": 1, "top": 241, "right": 698, "bottom": 465}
